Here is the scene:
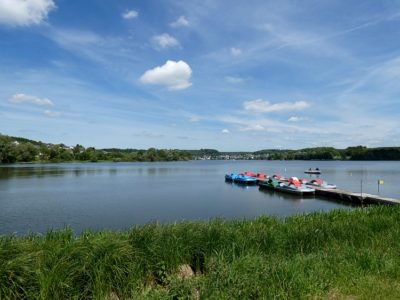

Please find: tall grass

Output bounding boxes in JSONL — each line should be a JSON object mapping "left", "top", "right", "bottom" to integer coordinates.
{"left": 1, "top": 206, "right": 400, "bottom": 299}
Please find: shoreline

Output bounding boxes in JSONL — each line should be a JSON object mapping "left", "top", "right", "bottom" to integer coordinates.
{"left": 2, "top": 206, "right": 400, "bottom": 298}
{"left": 3, "top": 158, "right": 400, "bottom": 166}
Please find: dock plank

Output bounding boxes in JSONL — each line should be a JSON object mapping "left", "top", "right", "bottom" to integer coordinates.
{"left": 313, "top": 186, "right": 400, "bottom": 205}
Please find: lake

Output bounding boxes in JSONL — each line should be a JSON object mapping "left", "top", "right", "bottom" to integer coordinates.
{"left": 0, "top": 160, "right": 399, "bottom": 235}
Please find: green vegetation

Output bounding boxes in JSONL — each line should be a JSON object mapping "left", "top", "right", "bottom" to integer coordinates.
{"left": 190, "top": 146, "right": 400, "bottom": 160}
{"left": 2, "top": 206, "right": 400, "bottom": 299}
{"left": 342, "top": 146, "right": 400, "bottom": 160}
{"left": 0, "top": 134, "right": 192, "bottom": 163}
{"left": 2, "top": 133, "right": 400, "bottom": 163}
{"left": 195, "top": 147, "right": 400, "bottom": 160}
{"left": 255, "top": 146, "right": 400, "bottom": 160}
{"left": 255, "top": 147, "right": 343, "bottom": 160}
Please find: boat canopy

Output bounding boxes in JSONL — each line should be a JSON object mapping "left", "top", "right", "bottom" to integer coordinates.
{"left": 288, "top": 177, "right": 301, "bottom": 187}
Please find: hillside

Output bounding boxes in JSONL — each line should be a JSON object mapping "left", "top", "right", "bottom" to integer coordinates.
{"left": 1, "top": 133, "right": 400, "bottom": 163}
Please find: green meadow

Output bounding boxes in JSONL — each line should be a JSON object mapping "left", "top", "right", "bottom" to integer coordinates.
{"left": 1, "top": 206, "right": 400, "bottom": 299}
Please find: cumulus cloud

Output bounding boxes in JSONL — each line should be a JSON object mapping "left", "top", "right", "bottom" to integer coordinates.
{"left": 9, "top": 93, "right": 54, "bottom": 106}
{"left": 170, "top": 16, "right": 189, "bottom": 28}
{"left": 122, "top": 10, "right": 138, "bottom": 19}
{"left": 230, "top": 47, "right": 242, "bottom": 56}
{"left": 151, "top": 33, "right": 180, "bottom": 49}
{"left": 225, "top": 76, "right": 243, "bottom": 84}
{"left": 140, "top": 60, "right": 192, "bottom": 90}
{"left": 0, "top": 0, "right": 55, "bottom": 26}
{"left": 222, "top": 129, "right": 230, "bottom": 134}
{"left": 44, "top": 110, "right": 61, "bottom": 117}
{"left": 244, "top": 99, "right": 309, "bottom": 113}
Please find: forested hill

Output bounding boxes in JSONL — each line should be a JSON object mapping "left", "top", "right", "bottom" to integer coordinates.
{"left": 0, "top": 134, "right": 192, "bottom": 163}
{"left": 1, "top": 134, "right": 400, "bottom": 163}
{"left": 254, "top": 146, "right": 400, "bottom": 160}
{"left": 189, "top": 146, "right": 400, "bottom": 160}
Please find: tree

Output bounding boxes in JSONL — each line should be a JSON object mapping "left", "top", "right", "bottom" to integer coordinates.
{"left": 72, "top": 144, "right": 85, "bottom": 160}
{"left": 0, "top": 141, "right": 17, "bottom": 163}
{"left": 15, "top": 142, "right": 38, "bottom": 162}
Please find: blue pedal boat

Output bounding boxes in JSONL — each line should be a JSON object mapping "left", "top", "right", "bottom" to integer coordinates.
{"left": 225, "top": 173, "right": 257, "bottom": 185}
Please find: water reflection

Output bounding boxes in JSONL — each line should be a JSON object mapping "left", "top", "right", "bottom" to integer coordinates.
{"left": 224, "top": 181, "right": 255, "bottom": 190}
{"left": 0, "top": 164, "right": 221, "bottom": 181}
{"left": 109, "top": 168, "right": 118, "bottom": 176}
{"left": 258, "top": 187, "right": 304, "bottom": 205}
{"left": 0, "top": 166, "right": 76, "bottom": 179}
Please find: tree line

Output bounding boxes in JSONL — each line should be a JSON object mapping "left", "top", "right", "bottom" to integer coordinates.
{"left": 187, "top": 147, "right": 400, "bottom": 160}
{"left": 0, "top": 134, "right": 192, "bottom": 163}
{"left": 1, "top": 134, "right": 400, "bottom": 163}
{"left": 190, "top": 146, "right": 400, "bottom": 160}
{"left": 255, "top": 146, "right": 400, "bottom": 160}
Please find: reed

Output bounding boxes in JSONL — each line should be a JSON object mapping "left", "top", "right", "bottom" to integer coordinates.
{"left": 1, "top": 206, "right": 400, "bottom": 299}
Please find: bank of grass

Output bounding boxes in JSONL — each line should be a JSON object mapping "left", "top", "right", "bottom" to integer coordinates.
{"left": 1, "top": 206, "right": 400, "bottom": 299}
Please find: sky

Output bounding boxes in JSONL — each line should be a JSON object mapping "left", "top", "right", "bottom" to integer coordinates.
{"left": 1, "top": 0, "right": 400, "bottom": 151}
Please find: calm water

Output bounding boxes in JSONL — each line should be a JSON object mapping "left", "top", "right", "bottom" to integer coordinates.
{"left": 0, "top": 160, "right": 399, "bottom": 235}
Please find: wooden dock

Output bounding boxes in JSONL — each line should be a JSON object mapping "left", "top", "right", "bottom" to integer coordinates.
{"left": 313, "top": 186, "right": 400, "bottom": 205}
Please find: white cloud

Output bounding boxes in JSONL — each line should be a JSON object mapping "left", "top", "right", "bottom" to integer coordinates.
{"left": 44, "top": 110, "right": 61, "bottom": 117}
{"left": 288, "top": 116, "right": 308, "bottom": 122}
{"left": 239, "top": 124, "right": 265, "bottom": 132}
{"left": 122, "top": 10, "right": 138, "bottom": 20}
{"left": 170, "top": 16, "right": 189, "bottom": 28}
{"left": 230, "top": 47, "right": 242, "bottom": 56}
{"left": 341, "top": 56, "right": 400, "bottom": 97}
{"left": 50, "top": 29, "right": 102, "bottom": 48}
{"left": 244, "top": 99, "right": 309, "bottom": 113}
{"left": 219, "top": 115, "right": 320, "bottom": 135}
{"left": 259, "top": 22, "right": 351, "bottom": 59}
{"left": 140, "top": 60, "right": 192, "bottom": 90}
{"left": 151, "top": 33, "right": 180, "bottom": 49}
{"left": 222, "top": 128, "right": 230, "bottom": 134}
{"left": 225, "top": 76, "right": 243, "bottom": 84}
{"left": 46, "top": 28, "right": 134, "bottom": 67}
{"left": 0, "top": 0, "right": 55, "bottom": 26}
{"left": 9, "top": 93, "right": 54, "bottom": 106}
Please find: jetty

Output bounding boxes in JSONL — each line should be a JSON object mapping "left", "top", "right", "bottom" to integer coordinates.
{"left": 313, "top": 186, "right": 400, "bottom": 205}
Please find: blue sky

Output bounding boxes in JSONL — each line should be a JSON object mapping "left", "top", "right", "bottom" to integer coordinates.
{"left": 1, "top": 0, "right": 400, "bottom": 151}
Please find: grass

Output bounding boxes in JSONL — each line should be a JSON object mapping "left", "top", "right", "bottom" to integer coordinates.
{"left": 1, "top": 206, "right": 400, "bottom": 299}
